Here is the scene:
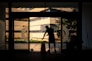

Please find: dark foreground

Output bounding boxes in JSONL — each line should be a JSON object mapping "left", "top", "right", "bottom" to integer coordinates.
{"left": 0, "top": 50, "right": 92, "bottom": 61}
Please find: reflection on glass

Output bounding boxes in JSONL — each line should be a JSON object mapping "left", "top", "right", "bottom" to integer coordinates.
{"left": 62, "top": 18, "right": 77, "bottom": 49}
{"left": 62, "top": 18, "right": 77, "bottom": 42}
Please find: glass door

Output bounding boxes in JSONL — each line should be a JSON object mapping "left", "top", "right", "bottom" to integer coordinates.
{"left": 29, "top": 17, "right": 61, "bottom": 54}
{"left": 14, "top": 18, "right": 29, "bottom": 50}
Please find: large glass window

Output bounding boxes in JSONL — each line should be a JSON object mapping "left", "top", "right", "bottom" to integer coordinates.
{"left": 29, "top": 17, "right": 61, "bottom": 53}
{"left": 5, "top": 2, "right": 80, "bottom": 53}
{"left": 14, "top": 18, "right": 29, "bottom": 50}
{"left": 5, "top": 20, "right": 9, "bottom": 50}
{"left": 5, "top": 7, "right": 9, "bottom": 50}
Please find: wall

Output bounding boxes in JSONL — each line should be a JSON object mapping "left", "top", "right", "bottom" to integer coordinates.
{"left": 82, "top": 2, "right": 92, "bottom": 49}
{"left": 0, "top": 3, "right": 6, "bottom": 50}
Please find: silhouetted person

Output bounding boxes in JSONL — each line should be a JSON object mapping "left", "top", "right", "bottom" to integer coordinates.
{"left": 42, "top": 26, "right": 56, "bottom": 53}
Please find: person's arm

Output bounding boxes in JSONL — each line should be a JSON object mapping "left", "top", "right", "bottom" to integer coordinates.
{"left": 42, "top": 31, "right": 46, "bottom": 40}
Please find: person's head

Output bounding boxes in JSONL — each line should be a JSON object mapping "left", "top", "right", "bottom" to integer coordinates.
{"left": 45, "top": 26, "right": 49, "bottom": 29}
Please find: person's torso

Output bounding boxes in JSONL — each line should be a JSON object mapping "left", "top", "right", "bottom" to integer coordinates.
{"left": 47, "top": 28, "right": 54, "bottom": 36}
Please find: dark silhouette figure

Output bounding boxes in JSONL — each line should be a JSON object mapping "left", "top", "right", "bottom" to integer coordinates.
{"left": 41, "top": 41, "right": 46, "bottom": 61}
{"left": 41, "top": 41, "right": 46, "bottom": 54}
{"left": 42, "top": 26, "right": 56, "bottom": 53}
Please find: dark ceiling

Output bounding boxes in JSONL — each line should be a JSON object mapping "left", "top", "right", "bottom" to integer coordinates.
{"left": 0, "top": 2, "right": 78, "bottom": 8}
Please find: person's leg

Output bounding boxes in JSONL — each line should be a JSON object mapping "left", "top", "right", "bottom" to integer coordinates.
{"left": 49, "top": 43, "right": 50, "bottom": 53}
{"left": 54, "top": 42, "right": 56, "bottom": 53}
